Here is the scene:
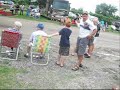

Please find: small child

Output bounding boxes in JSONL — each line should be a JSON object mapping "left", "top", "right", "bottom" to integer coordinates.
{"left": 24, "top": 23, "right": 48, "bottom": 58}
{"left": 50, "top": 21, "right": 72, "bottom": 67}
{"left": 0, "top": 21, "right": 22, "bottom": 41}
{"left": 8, "top": 21, "right": 22, "bottom": 51}
{"left": 8, "top": 21, "right": 22, "bottom": 33}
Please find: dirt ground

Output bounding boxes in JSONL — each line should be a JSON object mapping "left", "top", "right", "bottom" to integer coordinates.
{"left": 0, "top": 16, "right": 120, "bottom": 89}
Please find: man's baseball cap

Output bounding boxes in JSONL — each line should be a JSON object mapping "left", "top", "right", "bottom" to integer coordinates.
{"left": 37, "top": 23, "right": 44, "bottom": 30}
{"left": 82, "top": 11, "right": 88, "bottom": 15}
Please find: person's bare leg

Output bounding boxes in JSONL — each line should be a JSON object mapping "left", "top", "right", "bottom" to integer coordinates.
{"left": 77, "top": 55, "right": 84, "bottom": 65}
{"left": 60, "top": 56, "right": 67, "bottom": 67}
{"left": 27, "top": 46, "right": 31, "bottom": 54}
{"left": 71, "top": 47, "right": 76, "bottom": 56}
{"left": 72, "top": 55, "right": 83, "bottom": 70}
{"left": 24, "top": 45, "right": 31, "bottom": 57}
{"left": 88, "top": 44, "right": 94, "bottom": 56}
{"left": 56, "top": 54, "right": 61, "bottom": 65}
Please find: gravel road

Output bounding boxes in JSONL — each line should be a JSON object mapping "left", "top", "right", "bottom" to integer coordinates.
{"left": 0, "top": 16, "right": 120, "bottom": 89}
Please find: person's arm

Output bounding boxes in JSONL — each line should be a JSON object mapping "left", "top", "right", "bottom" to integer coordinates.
{"left": 87, "top": 22, "right": 97, "bottom": 39}
{"left": 87, "top": 29, "right": 97, "bottom": 39}
{"left": 75, "top": 20, "right": 80, "bottom": 27}
{"left": 29, "top": 33, "right": 33, "bottom": 42}
{"left": 49, "top": 29, "right": 63, "bottom": 37}
{"left": 49, "top": 32, "right": 59, "bottom": 37}
{"left": 90, "top": 29, "right": 97, "bottom": 36}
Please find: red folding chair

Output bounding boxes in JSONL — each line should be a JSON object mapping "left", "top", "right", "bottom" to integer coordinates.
{"left": 0, "top": 30, "right": 22, "bottom": 60}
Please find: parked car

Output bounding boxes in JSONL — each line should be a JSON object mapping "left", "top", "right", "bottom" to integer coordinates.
{"left": 0, "top": 1, "right": 4, "bottom": 6}
{"left": 30, "top": 8, "right": 40, "bottom": 18}
{"left": 69, "top": 12, "right": 76, "bottom": 18}
{"left": 4, "top": 0, "right": 14, "bottom": 5}
{"left": 112, "top": 21, "right": 120, "bottom": 31}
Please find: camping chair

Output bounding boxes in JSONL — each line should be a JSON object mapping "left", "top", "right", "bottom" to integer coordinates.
{"left": 0, "top": 30, "right": 22, "bottom": 60}
{"left": 31, "top": 35, "right": 51, "bottom": 65}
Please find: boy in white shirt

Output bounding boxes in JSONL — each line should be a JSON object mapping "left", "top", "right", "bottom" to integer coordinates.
{"left": 24, "top": 23, "right": 47, "bottom": 58}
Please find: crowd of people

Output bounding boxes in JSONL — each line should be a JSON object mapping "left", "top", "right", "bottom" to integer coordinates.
{"left": 10, "top": 4, "right": 25, "bottom": 15}
{"left": 0, "top": 11, "right": 102, "bottom": 71}
{"left": 9, "top": 4, "right": 40, "bottom": 19}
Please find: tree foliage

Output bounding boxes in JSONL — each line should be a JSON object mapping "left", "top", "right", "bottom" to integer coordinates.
{"left": 13, "top": 0, "right": 30, "bottom": 5}
{"left": 37, "top": 0, "right": 53, "bottom": 8}
{"left": 71, "top": 8, "right": 83, "bottom": 15}
{"left": 13, "top": 0, "right": 39, "bottom": 5}
{"left": 90, "top": 12, "right": 120, "bottom": 25}
{"left": 95, "top": 3, "right": 118, "bottom": 16}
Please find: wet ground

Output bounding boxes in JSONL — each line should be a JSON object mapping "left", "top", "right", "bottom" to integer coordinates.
{"left": 0, "top": 16, "right": 120, "bottom": 89}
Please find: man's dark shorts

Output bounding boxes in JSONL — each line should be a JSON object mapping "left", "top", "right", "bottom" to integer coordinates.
{"left": 88, "top": 37, "right": 94, "bottom": 46}
{"left": 76, "top": 37, "right": 89, "bottom": 55}
{"left": 59, "top": 47, "right": 70, "bottom": 56}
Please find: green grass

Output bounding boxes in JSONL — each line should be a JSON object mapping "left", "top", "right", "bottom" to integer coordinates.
{"left": 106, "top": 26, "right": 120, "bottom": 35}
{"left": 13, "top": 14, "right": 49, "bottom": 22}
{"left": 10, "top": 11, "right": 49, "bottom": 22}
{"left": 0, "top": 7, "right": 49, "bottom": 22}
{"left": 0, "top": 65, "right": 25, "bottom": 89}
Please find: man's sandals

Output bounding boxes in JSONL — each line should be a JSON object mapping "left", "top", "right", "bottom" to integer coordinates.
{"left": 55, "top": 62, "right": 64, "bottom": 67}
{"left": 72, "top": 64, "right": 83, "bottom": 71}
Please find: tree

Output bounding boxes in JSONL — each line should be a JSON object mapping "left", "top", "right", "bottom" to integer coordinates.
{"left": 37, "top": 0, "right": 53, "bottom": 8}
{"left": 37, "top": 0, "right": 47, "bottom": 8}
{"left": 13, "top": 0, "right": 31, "bottom": 5}
{"left": 95, "top": 3, "right": 118, "bottom": 16}
{"left": 71, "top": 8, "right": 83, "bottom": 14}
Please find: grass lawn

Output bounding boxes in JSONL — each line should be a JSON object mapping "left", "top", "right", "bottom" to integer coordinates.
{"left": 9, "top": 11, "right": 60, "bottom": 24}
{"left": 12, "top": 14, "right": 49, "bottom": 22}
{"left": 106, "top": 26, "right": 120, "bottom": 35}
{"left": 0, "top": 65, "right": 26, "bottom": 89}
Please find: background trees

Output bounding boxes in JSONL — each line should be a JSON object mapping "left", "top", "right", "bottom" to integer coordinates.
{"left": 70, "top": 8, "right": 83, "bottom": 15}
{"left": 95, "top": 3, "right": 118, "bottom": 16}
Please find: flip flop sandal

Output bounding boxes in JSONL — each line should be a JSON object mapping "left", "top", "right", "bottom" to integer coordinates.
{"left": 72, "top": 66, "right": 79, "bottom": 71}
{"left": 71, "top": 53, "right": 75, "bottom": 56}
{"left": 60, "top": 64, "right": 64, "bottom": 67}
{"left": 55, "top": 62, "right": 60, "bottom": 66}
{"left": 79, "top": 64, "right": 83, "bottom": 67}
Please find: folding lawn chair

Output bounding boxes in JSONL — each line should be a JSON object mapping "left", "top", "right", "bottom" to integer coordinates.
{"left": 31, "top": 35, "right": 51, "bottom": 65}
{"left": 0, "top": 30, "right": 22, "bottom": 60}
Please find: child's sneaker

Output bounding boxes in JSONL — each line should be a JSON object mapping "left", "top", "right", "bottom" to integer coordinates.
{"left": 6, "top": 50, "right": 11, "bottom": 56}
{"left": 24, "top": 54, "right": 29, "bottom": 58}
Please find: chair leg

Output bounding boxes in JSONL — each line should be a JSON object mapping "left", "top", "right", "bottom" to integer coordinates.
{"left": 30, "top": 40, "right": 51, "bottom": 65}
{"left": 0, "top": 45, "right": 2, "bottom": 61}
{"left": 15, "top": 46, "right": 20, "bottom": 60}
{"left": 31, "top": 52, "right": 49, "bottom": 66}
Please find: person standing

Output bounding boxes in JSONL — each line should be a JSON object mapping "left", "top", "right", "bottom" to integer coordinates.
{"left": 15, "top": 4, "right": 19, "bottom": 15}
{"left": 84, "top": 17, "right": 100, "bottom": 58}
{"left": 10, "top": 5, "right": 14, "bottom": 15}
{"left": 26, "top": 5, "right": 31, "bottom": 16}
{"left": 72, "top": 11, "right": 97, "bottom": 71}
{"left": 20, "top": 5, "right": 24, "bottom": 15}
{"left": 105, "top": 22, "right": 108, "bottom": 30}
{"left": 49, "top": 21, "right": 72, "bottom": 67}
{"left": 100, "top": 20, "right": 105, "bottom": 31}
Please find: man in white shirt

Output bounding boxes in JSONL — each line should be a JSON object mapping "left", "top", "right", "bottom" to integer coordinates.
{"left": 24, "top": 23, "right": 47, "bottom": 58}
{"left": 72, "top": 11, "right": 97, "bottom": 71}
{"left": 20, "top": 5, "right": 24, "bottom": 15}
